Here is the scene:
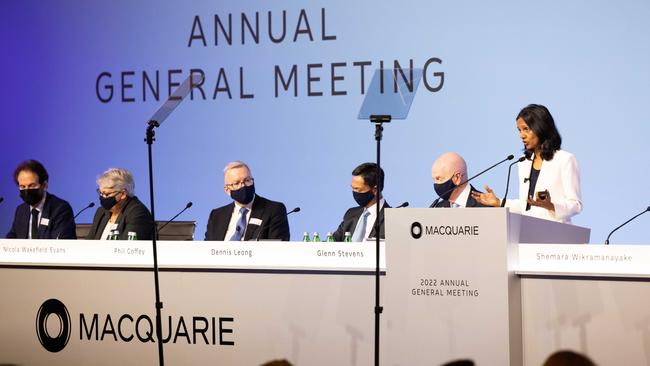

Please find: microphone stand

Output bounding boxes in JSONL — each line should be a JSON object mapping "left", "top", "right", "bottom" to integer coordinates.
{"left": 370, "top": 114, "right": 390, "bottom": 366}
{"left": 605, "top": 206, "right": 650, "bottom": 244}
{"left": 146, "top": 120, "right": 165, "bottom": 365}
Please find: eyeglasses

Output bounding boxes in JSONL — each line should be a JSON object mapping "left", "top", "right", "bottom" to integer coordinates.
{"left": 97, "top": 189, "right": 124, "bottom": 198}
{"left": 225, "top": 177, "right": 254, "bottom": 190}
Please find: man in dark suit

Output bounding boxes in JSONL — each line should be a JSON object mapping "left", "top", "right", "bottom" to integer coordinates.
{"left": 205, "top": 161, "right": 290, "bottom": 241}
{"left": 6, "top": 160, "right": 76, "bottom": 239}
{"left": 333, "top": 163, "right": 390, "bottom": 242}
{"left": 430, "top": 152, "right": 488, "bottom": 208}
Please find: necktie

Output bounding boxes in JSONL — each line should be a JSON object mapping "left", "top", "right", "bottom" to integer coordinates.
{"left": 31, "top": 208, "right": 39, "bottom": 239}
{"left": 229, "top": 207, "right": 248, "bottom": 241}
{"left": 352, "top": 210, "right": 370, "bottom": 242}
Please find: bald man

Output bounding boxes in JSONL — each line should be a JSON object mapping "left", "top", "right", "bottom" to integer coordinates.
{"left": 430, "top": 152, "right": 488, "bottom": 208}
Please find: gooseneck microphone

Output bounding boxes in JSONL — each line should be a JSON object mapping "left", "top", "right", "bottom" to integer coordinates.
{"left": 605, "top": 206, "right": 650, "bottom": 245}
{"left": 396, "top": 202, "right": 409, "bottom": 208}
{"left": 429, "top": 154, "right": 515, "bottom": 208}
{"left": 73, "top": 202, "right": 95, "bottom": 219}
{"left": 500, "top": 156, "right": 527, "bottom": 207}
{"left": 254, "top": 206, "right": 300, "bottom": 241}
{"left": 157, "top": 202, "right": 193, "bottom": 234}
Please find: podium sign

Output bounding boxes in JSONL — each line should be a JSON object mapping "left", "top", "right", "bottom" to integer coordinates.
{"left": 383, "top": 208, "right": 522, "bottom": 365}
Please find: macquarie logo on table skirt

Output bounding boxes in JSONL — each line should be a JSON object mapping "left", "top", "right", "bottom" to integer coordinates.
{"left": 410, "top": 221, "right": 480, "bottom": 240}
{"left": 35, "top": 299, "right": 235, "bottom": 353}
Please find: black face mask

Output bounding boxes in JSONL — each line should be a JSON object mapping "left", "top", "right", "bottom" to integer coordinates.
{"left": 100, "top": 196, "right": 118, "bottom": 210}
{"left": 19, "top": 188, "right": 44, "bottom": 206}
{"left": 230, "top": 184, "right": 255, "bottom": 205}
{"left": 434, "top": 177, "right": 457, "bottom": 201}
{"left": 353, "top": 190, "right": 375, "bottom": 207}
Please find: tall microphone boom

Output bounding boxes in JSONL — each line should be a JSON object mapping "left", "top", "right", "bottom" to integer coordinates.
{"left": 605, "top": 206, "right": 650, "bottom": 245}
{"left": 287, "top": 207, "right": 300, "bottom": 215}
{"left": 429, "top": 154, "right": 515, "bottom": 207}
{"left": 396, "top": 202, "right": 409, "bottom": 208}
{"left": 501, "top": 156, "right": 526, "bottom": 207}
{"left": 157, "top": 202, "right": 193, "bottom": 234}
{"left": 73, "top": 202, "right": 95, "bottom": 219}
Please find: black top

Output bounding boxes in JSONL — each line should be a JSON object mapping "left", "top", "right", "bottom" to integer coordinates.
{"left": 86, "top": 196, "right": 154, "bottom": 240}
{"left": 526, "top": 167, "right": 541, "bottom": 211}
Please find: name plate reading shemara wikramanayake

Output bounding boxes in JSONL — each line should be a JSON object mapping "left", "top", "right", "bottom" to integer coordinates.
{"left": 517, "top": 243, "right": 650, "bottom": 278}
{"left": 0, "top": 239, "right": 385, "bottom": 272}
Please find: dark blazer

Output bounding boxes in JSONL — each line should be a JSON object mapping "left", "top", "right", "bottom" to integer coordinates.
{"left": 6, "top": 192, "right": 76, "bottom": 239}
{"left": 332, "top": 201, "right": 391, "bottom": 242}
{"left": 205, "top": 195, "right": 290, "bottom": 241}
{"left": 431, "top": 185, "right": 488, "bottom": 208}
{"left": 86, "top": 196, "right": 154, "bottom": 240}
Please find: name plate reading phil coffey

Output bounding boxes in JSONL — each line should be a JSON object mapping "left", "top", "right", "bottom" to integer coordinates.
{"left": 0, "top": 240, "right": 386, "bottom": 272}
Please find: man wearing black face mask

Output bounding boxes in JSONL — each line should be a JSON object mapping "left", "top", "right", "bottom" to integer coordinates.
{"left": 430, "top": 152, "right": 487, "bottom": 208}
{"left": 333, "top": 162, "right": 390, "bottom": 242}
{"left": 6, "top": 160, "right": 76, "bottom": 239}
{"left": 205, "top": 161, "right": 290, "bottom": 241}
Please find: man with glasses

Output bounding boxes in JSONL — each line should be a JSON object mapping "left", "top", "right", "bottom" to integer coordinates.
{"left": 86, "top": 167, "right": 154, "bottom": 240}
{"left": 205, "top": 161, "right": 290, "bottom": 241}
{"left": 6, "top": 159, "right": 76, "bottom": 239}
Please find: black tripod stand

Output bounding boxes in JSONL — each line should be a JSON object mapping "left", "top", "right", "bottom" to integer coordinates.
{"left": 369, "top": 114, "right": 391, "bottom": 366}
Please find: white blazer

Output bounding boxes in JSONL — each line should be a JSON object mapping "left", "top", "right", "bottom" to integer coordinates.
{"left": 505, "top": 149, "right": 582, "bottom": 223}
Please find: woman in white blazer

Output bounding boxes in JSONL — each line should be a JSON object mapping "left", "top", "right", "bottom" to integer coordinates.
{"left": 472, "top": 104, "right": 582, "bottom": 223}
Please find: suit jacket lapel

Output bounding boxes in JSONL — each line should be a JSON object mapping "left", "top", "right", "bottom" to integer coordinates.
{"left": 37, "top": 195, "right": 51, "bottom": 238}
{"left": 245, "top": 198, "right": 265, "bottom": 241}
{"left": 215, "top": 203, "right": 234, "bottom": 240}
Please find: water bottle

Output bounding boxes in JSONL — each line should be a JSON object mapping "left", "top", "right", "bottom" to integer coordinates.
{"left": 111, "top": 230, "right": 120, "bottom": 240}
{"left": 302, "top": 232, "right": 311, "bottom": 242}
{"left": 326, "top": 232, "right": 335, "bottom": 242}
{"left": 344, "top": 231, "right": 352, "bottom": 242}
{"left": 127, "top": 231, "right": 137, "bottom": 240}
{"left": 312, "top": 232, "right": 321, "bottom": 242}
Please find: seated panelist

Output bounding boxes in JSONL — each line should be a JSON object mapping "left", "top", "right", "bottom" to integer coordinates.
{"left": 6, "top": 159, "right": 76, "bottom": 239}
{"left": 86, "top": 168, "right": 154, "bottom": 240}
{"left": 333, "top": 162, "right": 390, "bottom": 242}
{"left": 430, "top": 152, "right": 488, "bottom": 208}
{"left": 205, "top": 161, "right": 290, "bottom": 241}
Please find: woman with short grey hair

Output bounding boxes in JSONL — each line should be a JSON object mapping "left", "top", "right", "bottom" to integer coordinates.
{"left": 86, "top": 168, "right": 153, "bottom": 240}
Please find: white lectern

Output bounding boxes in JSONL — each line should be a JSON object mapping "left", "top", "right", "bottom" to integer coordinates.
{"left": 382, "top": 207, "right": 590, "bottom": 366}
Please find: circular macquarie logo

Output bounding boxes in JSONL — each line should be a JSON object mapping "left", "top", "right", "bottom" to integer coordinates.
{"left": 410, "top": 222, "right": 423, "bottom": 239}
{"left": 36, "top": 299, "right": 71, "bottom": 352}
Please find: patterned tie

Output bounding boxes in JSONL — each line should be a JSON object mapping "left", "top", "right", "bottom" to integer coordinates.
{"left": 31, "top": 208, "right": 39, "bottom": 239}
{"left": 229, "top": 207, "right": 248, "bottom": 241}
{"left": 351, "top": 210, "right": 370, "bottom": 242}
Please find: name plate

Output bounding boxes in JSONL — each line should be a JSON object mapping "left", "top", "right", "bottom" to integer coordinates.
{"left": 0, "top": 239, "right": 385, "bottom": 272}
{"left": 517, "top": 244, "right": 650, "bottom": 278}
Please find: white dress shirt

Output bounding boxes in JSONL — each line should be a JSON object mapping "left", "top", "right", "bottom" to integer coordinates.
{"left": 451, "top": 184, "right": 471, "bottom": 208}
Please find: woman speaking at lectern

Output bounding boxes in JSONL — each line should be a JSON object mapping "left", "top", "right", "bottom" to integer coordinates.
{"left": 472, "top": 104, "right": 582, "bottom": 223}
